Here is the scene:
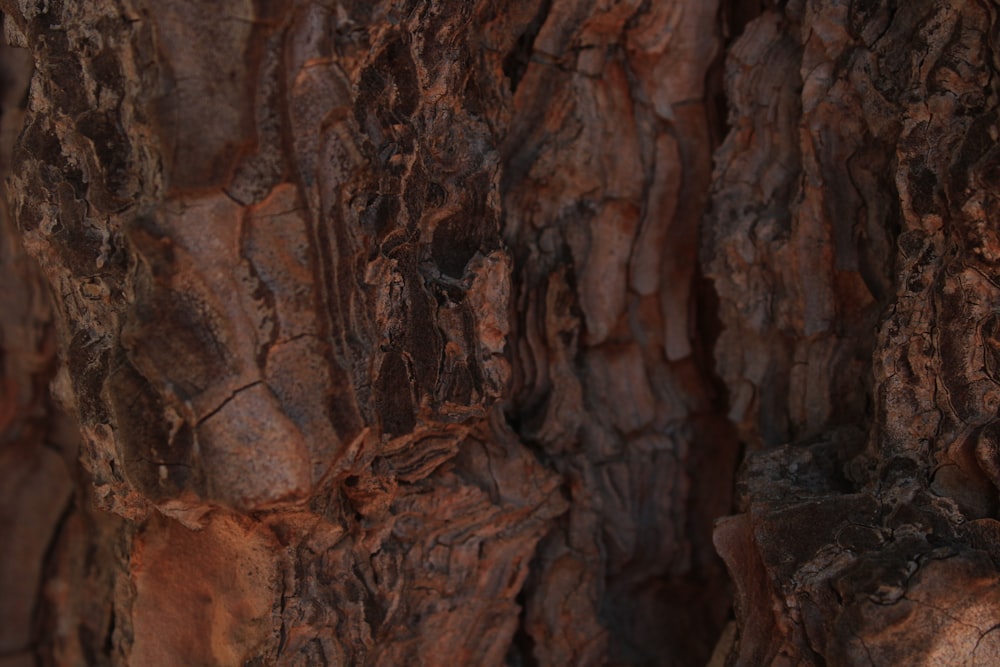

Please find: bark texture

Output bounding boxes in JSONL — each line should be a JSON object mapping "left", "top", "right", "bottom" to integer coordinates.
{"left": 709, "top": 1, "right": 1000, "bottom": 665}
{"left": 4, "top": 0, "right": 1000, "bottom": 666}
{"left": 0, "top": 1, "right": 734, "bottom": 666}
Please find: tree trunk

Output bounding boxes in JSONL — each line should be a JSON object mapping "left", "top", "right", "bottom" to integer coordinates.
{"left": 1, "top": 0, "right": 998, "bottom": 666}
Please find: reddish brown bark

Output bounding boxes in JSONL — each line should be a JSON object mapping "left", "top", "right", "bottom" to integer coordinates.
{"left": 0, "top": 1, "right": 734, "bottom": 665}
{"left": 709, "top": 2, "right": 1000, "bottom": 664}
{"left": 4, "top": 1, "right": 1000, "bottom": 666}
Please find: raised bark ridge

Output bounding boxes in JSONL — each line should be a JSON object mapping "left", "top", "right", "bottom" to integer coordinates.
{"left": 708, "top": 2, "right": 1000, "bottom": 664}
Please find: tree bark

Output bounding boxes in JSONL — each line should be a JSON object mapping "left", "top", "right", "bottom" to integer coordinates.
{"left": 2, "top": 0, "right": 999, "bottom": 666}
{"left": 708, "top": 1, "right": 1000, "bottom": 665}
{"left": 1, "top": 1, "right": 735, "bottom": 665}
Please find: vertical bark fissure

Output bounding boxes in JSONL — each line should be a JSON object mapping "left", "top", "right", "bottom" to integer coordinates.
{"left": 500, "top": 1, "right": 742, "bottom": 663}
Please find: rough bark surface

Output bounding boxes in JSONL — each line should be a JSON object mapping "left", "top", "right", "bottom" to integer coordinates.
{"left": 0, "top": 1, "right": 735, "bottom": 666}
{"left": 4, "top": 0, "right": 1000, "bottom": 666}
{"left": 708, "top": 1, "right": 1000, "bottom": 665}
